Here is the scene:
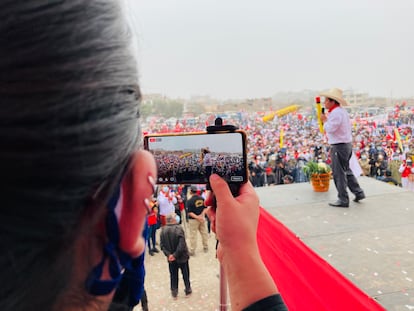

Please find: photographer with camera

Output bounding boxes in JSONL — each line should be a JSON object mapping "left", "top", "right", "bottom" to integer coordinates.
{"left": 248, "top": 155, "right": 266, "bottom": 187}
{"left": 274, "top": 156, "right": 289, "bottom": 185}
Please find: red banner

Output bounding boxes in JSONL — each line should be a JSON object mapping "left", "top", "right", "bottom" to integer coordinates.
{"left": 257, "top": 208, "right": 385, "bottom": 311}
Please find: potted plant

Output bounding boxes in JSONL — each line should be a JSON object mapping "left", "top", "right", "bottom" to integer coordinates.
{"left": 302, "top": 160, "right": 332, "bottom": 192}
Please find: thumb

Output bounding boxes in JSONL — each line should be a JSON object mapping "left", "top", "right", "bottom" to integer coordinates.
{"left": 209, "top": 174, "right": 234, "bottom": 208}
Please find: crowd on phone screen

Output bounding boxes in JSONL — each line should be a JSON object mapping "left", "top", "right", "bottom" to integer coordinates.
{"left": 145, "top": 104, "right": 414, "bottom": 191}
{"left": 152, "top": 150, "right": 245, "bottom": 184}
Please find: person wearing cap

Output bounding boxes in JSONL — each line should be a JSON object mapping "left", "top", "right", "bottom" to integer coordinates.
{"left": 186, "top": 185, "right": 209, "bottom": 255}
{"left": 320, "top": 88, "right": 365, "bottom": 207}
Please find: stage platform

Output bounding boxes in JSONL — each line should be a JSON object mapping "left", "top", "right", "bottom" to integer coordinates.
{"left": 257, "top": 176, "right": 414, "bottom": 311}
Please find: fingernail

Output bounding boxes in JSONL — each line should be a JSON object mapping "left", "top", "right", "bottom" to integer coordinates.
{"left": 148, "top": 175, "right": 156, "bottom": 194}
{"left": 144, "top": 198, "right": 151, "bottom": 214}
{"left": 209, "top": 174, "right": 220, "bottom": 182}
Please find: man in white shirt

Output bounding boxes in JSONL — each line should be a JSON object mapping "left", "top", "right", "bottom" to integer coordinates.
{"left": 320, "top": 88, "right": 365, "bottom": 208}
{"left": 157, "top": 185, "right": 177, "bottom": 226}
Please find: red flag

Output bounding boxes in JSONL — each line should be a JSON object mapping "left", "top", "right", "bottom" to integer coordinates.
{"left": 257, "top": 208, "right": 385, "bottom": 311}
{"left": 174, "top": 123, "right": 182, "bottom": 132}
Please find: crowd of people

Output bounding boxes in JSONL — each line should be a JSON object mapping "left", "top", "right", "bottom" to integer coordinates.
{"left": 151, "top": 149, "right": 246, "bottom": 184}
{"left": 4, "top": 1, "right": 414, "bottom": 310}
{"left": 144, "top": 103, "right": 414, "bottom": 191}
{"left": 140, "top": 98, "right": 414, "bottom": 308}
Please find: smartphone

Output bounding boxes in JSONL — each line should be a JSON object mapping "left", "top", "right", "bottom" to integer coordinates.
{"left": 144, "top": 131, "right": 248, "bottom": 185}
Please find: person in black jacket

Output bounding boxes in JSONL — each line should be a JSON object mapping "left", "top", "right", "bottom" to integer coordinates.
{"left": 160, "top": 213, "right": 192, "bottom": 299}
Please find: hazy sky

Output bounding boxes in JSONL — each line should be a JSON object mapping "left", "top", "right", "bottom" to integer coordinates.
{"left": 126, "top": 0, "right": 414, "bottom": 99}
{"left": 147, "top": 132, "right": 244, "bottom": 153}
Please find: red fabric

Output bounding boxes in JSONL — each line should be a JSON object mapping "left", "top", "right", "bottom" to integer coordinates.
{"left": 328, "top": 104, "right": 339, "bottom": 113}
{"left": 147, "top": 213, "right": 157, "bottom": 226}
{"left": 159, "top": 215, "right": 167, "bottom": 227}
{"left": 257, "top": 208, "right": 385, "bottom": 311}
{"left": 401, "top": 166, "right": 411, "bottom": 178}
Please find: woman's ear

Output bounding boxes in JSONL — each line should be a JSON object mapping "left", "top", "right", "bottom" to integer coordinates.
{"left": 118, "top": 150, "right": 157, "bottom": 257}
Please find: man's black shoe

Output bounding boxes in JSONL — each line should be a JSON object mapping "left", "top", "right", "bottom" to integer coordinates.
{"left": 329, "top": 201, "right": 349, "bottom": 208}
{"left": 171, "top": 290, "right": 178, "bottom": 299}
{"left": 353, "top": 192, "right": 366, "bottom": 203}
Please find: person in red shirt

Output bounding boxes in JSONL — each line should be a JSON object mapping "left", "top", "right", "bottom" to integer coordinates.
{"left": 147, "top": 203, "right": 160, "bottom": 256}
{"left": 399, "top": 159, "right": 413, "bottom": 189}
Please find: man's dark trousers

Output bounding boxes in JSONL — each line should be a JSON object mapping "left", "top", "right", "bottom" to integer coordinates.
{"left": 330, "top": 143, "right": 364, "bottom": 204}
{"left": 169, "top": 261, "right": 191, "bottom": 293}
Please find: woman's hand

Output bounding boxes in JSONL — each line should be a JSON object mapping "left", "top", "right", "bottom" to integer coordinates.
{"left": 205, "top": 174, "right": 260, "bottom": 259}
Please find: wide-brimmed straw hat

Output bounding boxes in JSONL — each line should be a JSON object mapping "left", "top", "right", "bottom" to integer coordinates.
{"left": 319, "top": 88, "right": 348, "bottom": 106}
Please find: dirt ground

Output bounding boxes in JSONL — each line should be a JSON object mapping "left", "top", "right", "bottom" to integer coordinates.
{"left": 137, "top": 226, "right": 227, "bottom": 311}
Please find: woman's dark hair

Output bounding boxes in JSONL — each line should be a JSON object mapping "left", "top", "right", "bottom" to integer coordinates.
{"left": 0, "top": 1, "right": 140, "bottom": 310}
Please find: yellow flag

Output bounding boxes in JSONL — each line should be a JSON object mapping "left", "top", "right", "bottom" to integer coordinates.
{"left": 279, "top": 127, "right": 284, "bottom": 148}
{"left": 315, "top": 97, "right": 324, "bottom": 134}
{"left": 262, "top": 112, "right": 276, "bottom": 122}
{"left": 394, "top": 128, "right": 403, "bottom": 152}
{"left": 262, "top": 105, "right": 299, "bottom": 122}
{"left": 179, "top": 152, "right": 192, "bottom": 159}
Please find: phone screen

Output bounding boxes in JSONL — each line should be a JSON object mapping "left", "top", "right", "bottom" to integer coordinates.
{"left": 144, "top": 131, "right": 247, "bottom": 184}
